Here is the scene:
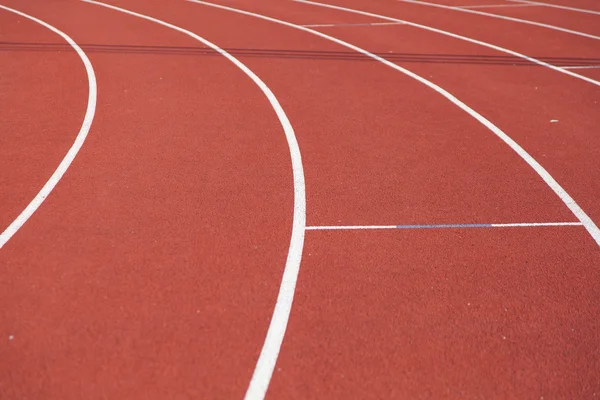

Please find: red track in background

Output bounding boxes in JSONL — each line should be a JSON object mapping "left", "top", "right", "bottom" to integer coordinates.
{"left": 1, "top": 0, "right": 599, "bottom": 399}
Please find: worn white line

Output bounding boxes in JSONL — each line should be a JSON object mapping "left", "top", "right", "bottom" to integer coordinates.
{"left": 508, "top": 0, "right": 600, "bottom": 15}
{"left": 82, "top": 1, "right": 306, "bottom": 398}
{"left": 0, "top": 4, "right": 97, "bottom": 249}
{"left": 562, "top": 65, "right": 600, "bottom": 69}
{"left": 456, "top": 3, "right": 539, "bottom": 9}
{"left": 189, "top": 0, "right": 600, "bottom": 398}
{"left": 302, "top": 21, "right": 405, "bottom": 27}
{"left": 400, "top": 0, "right": 600, "bottom": 41}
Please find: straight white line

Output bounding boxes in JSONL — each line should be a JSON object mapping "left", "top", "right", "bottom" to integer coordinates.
{"left": 188, "top": 0, "right": 600, "bottom": 398}
{"left": 80, "top": 0, "right": 306, "bottom": 398}
{"left": 292, "top": 2, "right": 600, "bottom": 86}
{"left": 306, "top": 222, "right": 584, "bottom": 230}
{"left": 307, "top": 225, "right": 398, "bottom": 230}
{"left": 508, "top": 0, "right": 600, "bottom": 15}
{"left": 302, "top": 21, "right": 405, "bottom": 27}
{"left": 0, "top": 5, "right": 97, "bottom": 249}
{"left": 456, "top": 3, "right": 539, "bottom": 9}
{"left": 562, "top": 65, "right": 600, "bottom": 69}
{"left": 491, "top": 222, "right": 583, "bottom": 227}
{"left": 292, "top": 2, "right": 600, "bottom": 246}
{"left": 400, "top": 0, "right": 600, "bottom": 41}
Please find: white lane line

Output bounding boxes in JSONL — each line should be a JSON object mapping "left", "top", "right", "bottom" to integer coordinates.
{"left": 307, "top": 225, "right": 398, "bottom": 230}
{"left": 508, "top": 0, "right": 600, "bottom": 16}
{"left": 0, "top": 4, "right": 97, "bottom": 249}
{"left": 81, "top": 0, "right": 306, "bottom": 397}
{"left": 492, "top": 222, "right": 583, "bottom": 227}
{"left": 399, "top": 0, "right": 600, "bottom": 41}
{"left": 307, "top": 222, "right": 584, "bottom": 230}
{"left": 456, "top": 3, "right": 539, "bottom": 9}
{"left": 302, "top": 21, "right": 405, "bottom": 27}
{"left": 188, "top": 0, "right": 600, "bottom": 398}
{"left": 563, "top": 65, "right": 600, "bottom": 69}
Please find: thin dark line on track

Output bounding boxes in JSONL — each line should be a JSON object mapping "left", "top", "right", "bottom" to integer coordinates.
{"left": 3, "top": 41, "right": 600, "bottom": 67}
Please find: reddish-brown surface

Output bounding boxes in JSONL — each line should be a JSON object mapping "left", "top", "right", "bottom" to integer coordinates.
{"left": 0, "top": 11, "right": 87, "bottom": 230}
{"left": 474, "top": 3, "right": 600, "bottom": 36}
{"left": 1, "top": 0, "right": 598, "bottom": 399}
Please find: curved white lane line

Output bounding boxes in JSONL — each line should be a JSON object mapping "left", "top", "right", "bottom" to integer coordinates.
{"left": 508, "top": 0, "right": 600, "bottom": 16}
{"left": 177, "top": 2, "right": 600, "bottom": 392}
{"left": 294, "top": 0, "right": 600, "bottom": 88}
{"left": 80, "top": 1, "right": 306, "bottom": 398}
{"left": 0, "top": 5, "right": 97, "bottom": 249}
{"left": 400, "top": 0, "right": 600, "bottom": 41}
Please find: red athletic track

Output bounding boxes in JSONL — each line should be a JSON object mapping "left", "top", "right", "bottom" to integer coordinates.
{"left": 1, "top": 0, "right": 599, "bottom": 399}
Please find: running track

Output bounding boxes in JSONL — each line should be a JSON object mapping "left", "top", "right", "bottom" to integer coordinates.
{"left": 1, "top": 0, "right": 599, "bottom": 399}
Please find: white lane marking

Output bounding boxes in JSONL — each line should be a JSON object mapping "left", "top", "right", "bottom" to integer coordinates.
{"left": 0, "top": 4, "right": 97, "bottom": 249}
{"left": 188, "top": 0, "right": 600, "bottom": 398}
{"left": 81, "top": 0, "right": 306, "bottom": 397}
{"left": 399, "top": 0, "right": 600, "bottom": 41}
{"left": 491, "top": 222, "right": 582, "bottom": 227}
{"left": 307, "top": 225, "right": 399, "bottom": 230}
{"left": 456, "top": 3, "right": 539, "bottom": 9}
{"left": 508, "top": 0, "right": 600, "bottom": 16}
{"left": 302, "top": 21, "right": 405, "bottom": 27}
{"left": 292, "top": 2, "right": 600, "bottom": 245}
{"left": 563, "top": 65, "right": 600, "bottom": 69}
{"left": 307, "top": 222, "right": 584, "bottom": 230}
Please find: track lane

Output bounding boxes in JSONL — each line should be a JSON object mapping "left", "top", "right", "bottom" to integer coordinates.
{"left": 400, "top": 0, "right": 600, "bottom": 38}
{"left": 0, "top": 8, "right": 90, "bottom": 243}
{"left": 0, "top": 0, "right": 298, "bottom": 398}
{"left": 273, "top": 228, "right": 600, "bottom": 399}
{"left": 334, "top": 0, "right": 600, "bottom": 71}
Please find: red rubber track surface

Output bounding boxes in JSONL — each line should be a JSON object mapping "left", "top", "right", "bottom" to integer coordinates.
{"left": 1, "top": 0, "right": 599, "bottom": 399}
{"left": 1, "top": 1, "right": 293, "bottom": 398}
{"left": 465, "top": 3, "right": 600, "bottom": 36}
{"left": 0, "top": 11, "right": 87, "bottom": 230}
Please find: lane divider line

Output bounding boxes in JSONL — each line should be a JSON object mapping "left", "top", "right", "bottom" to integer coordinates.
{"left": 563, "top": 65, "right": 600, "bottom": 70}
{"left": 0, "top": 4, "right": 97, "bottom": 249}
{"left": 306, "top": 222, "right": 584, "bottom": 230}
{"left": 302, "top": 21, "right": 405, "bottom": 27}
{"left": 399, "top": 0, "right": 600, "bottom": 41}
{"left": 455, "top": 3, "right": 540, "bottom": 9}
{"left": 80, "top": 1, "right": 306, "bottom": 399}
{"left": 292, "top": 0, "right": 600, "bottom": 87}
{"left": 188, "top": 0, "right": 600, "bottom": 398}
{"left": 507, "top": 0, "right": 600, "bottom": 16}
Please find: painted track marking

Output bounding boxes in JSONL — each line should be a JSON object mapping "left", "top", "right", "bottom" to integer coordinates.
{"left": 302, "top": 21, "right": 405, "bottom": 27}
{"left": 189, "top": 0, "right": 600, "bottom": 398}
{"left": 400, "top": 0, "right": 600, "bottom": 41}
{"left": 306, "top": 222, "right": 584, "bottom": 230}
{"left": 0, "top": 4, "right": 97, "bottom": 249}
{"left": 508, "top": 0, "right": 600, "bottom": 16}
{"left": 291, "top": 1, "right": 600, "bottom": 86}
{"left": 80, "top": 0, "right": 306, "bottom": 398}
{"left": 456, "top": 3, "right": 539, "bottom": 9}
{"left": 563, "top": 65, "right": 600, "bottom": 70}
